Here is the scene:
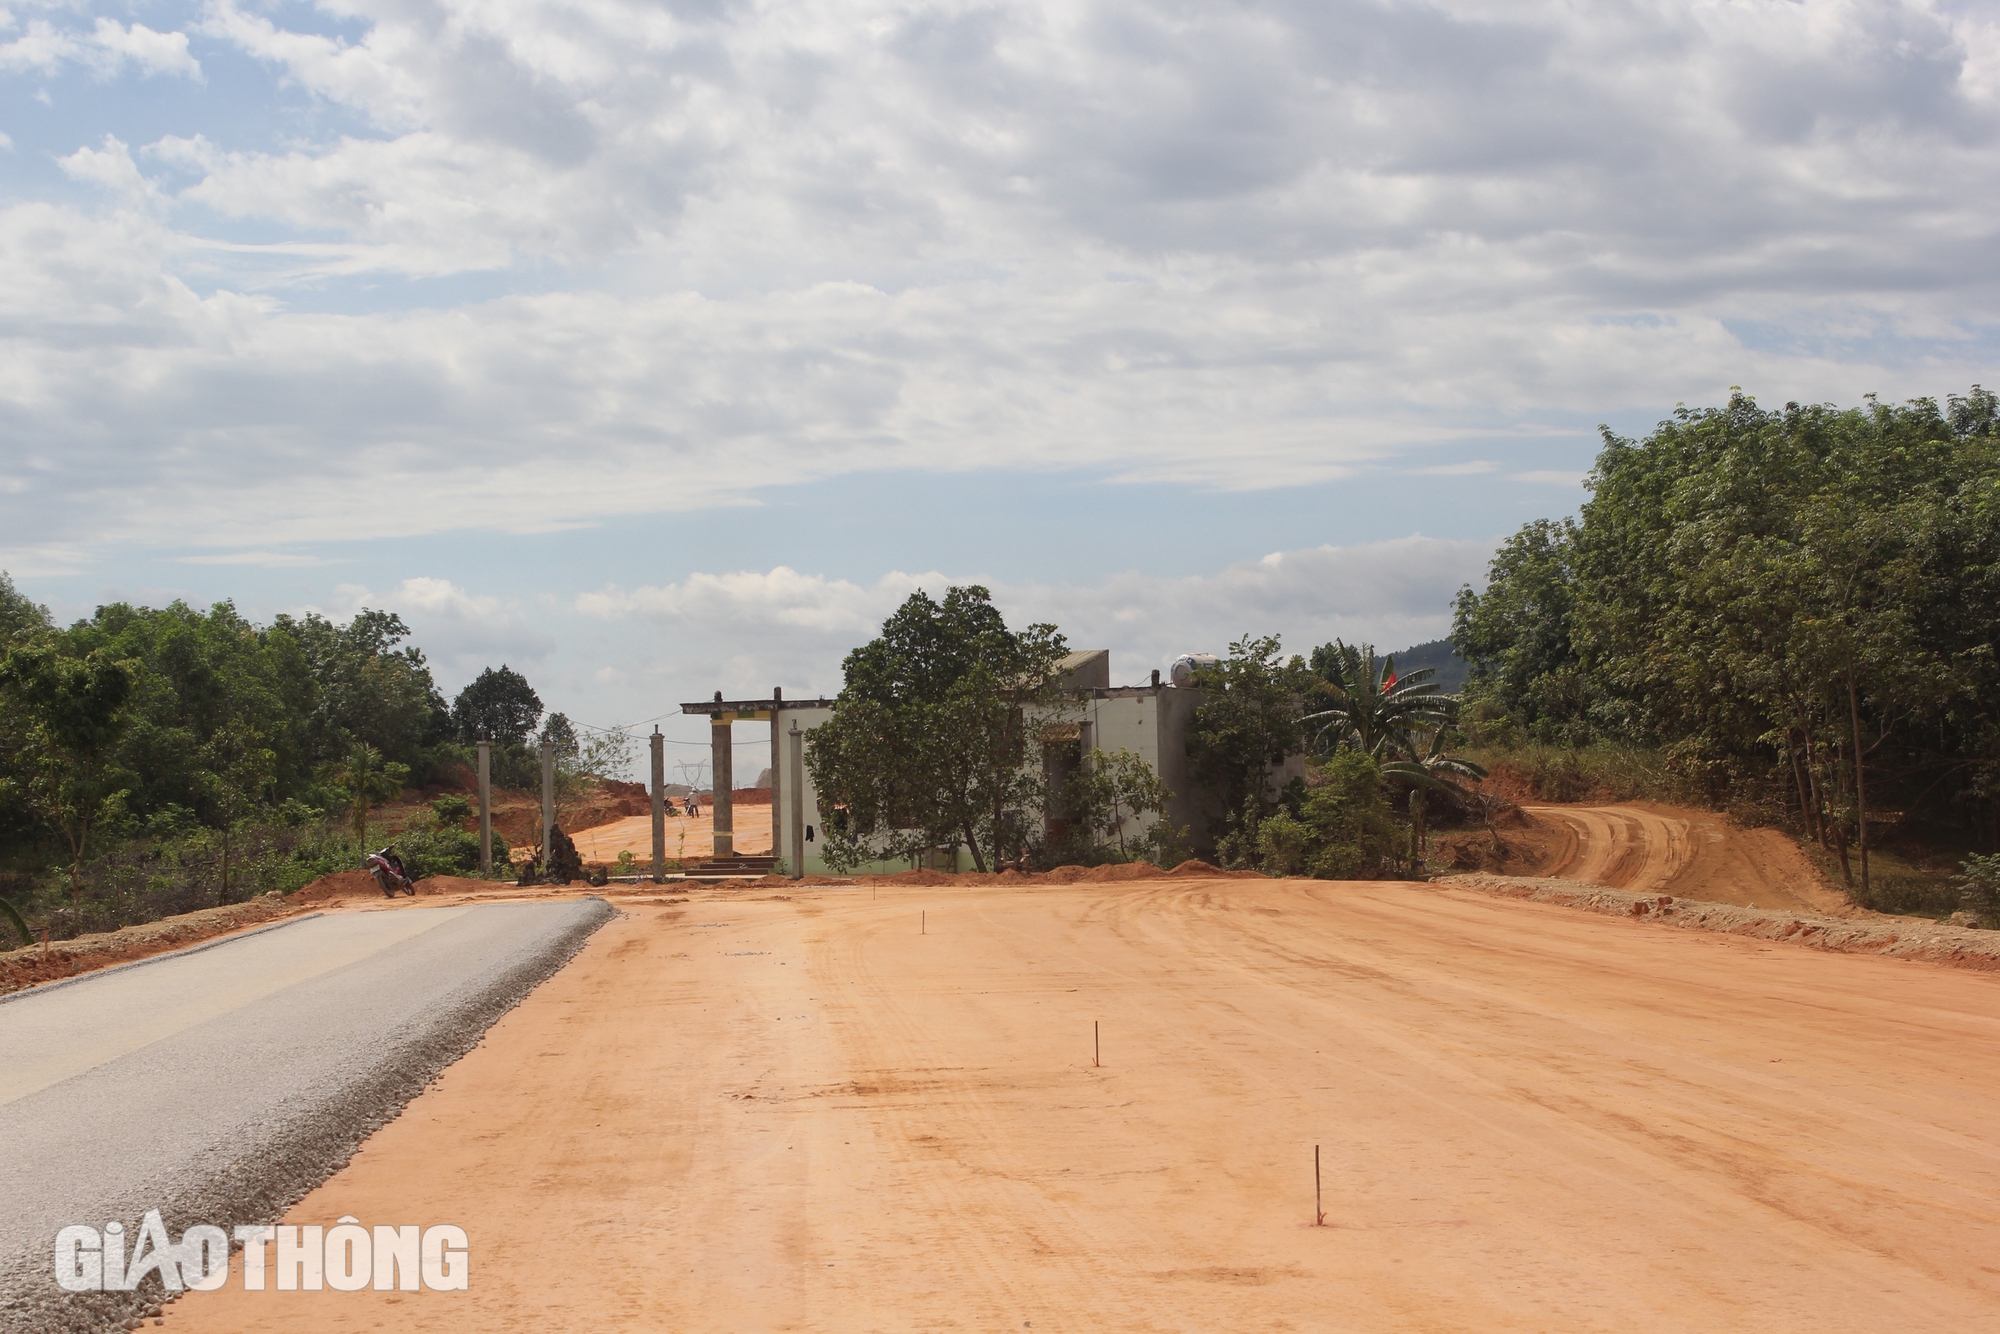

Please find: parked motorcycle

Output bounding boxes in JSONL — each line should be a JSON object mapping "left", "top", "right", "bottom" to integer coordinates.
{"left": 365, "top": 846, "right": 417, "bottom": 898}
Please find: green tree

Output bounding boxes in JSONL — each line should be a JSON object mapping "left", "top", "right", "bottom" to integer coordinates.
{"left": 0, "top": 645, "right": 135, "bottom": 899}
{"left": 198, "top": 721, "right": 277, "bottom": 903}
{"left": 807, "top": 586, "right": 1068, "bottom": 873}
{"left": 1304, "top": 641, "right": 1454, "bottom": 758}
{"left": 1455, "top": 386, "right": 2000, "bottom": 893}
{"left": 1054, "top": 748, "right": 1179, "bottom": 863}
{"left": 1381, "top": 731, "right": 1489, "bottom": 865}
{"left": 1258, "top": 751, "right": 1403, "bottom": 879}
{"left": 1187, "top": 635, "right": 1312, "bottom": 858}
{"left": 319, "top": 744, "right": 410, "bottom": 845}
{"left": 1450, "top": 520, "right": 1591, "bottom": 743}
{"left": 453, "top": 665, "right": 544, "bottom": 748}
{"left": 0, "top": 573, "right": 55, "bottom": 846}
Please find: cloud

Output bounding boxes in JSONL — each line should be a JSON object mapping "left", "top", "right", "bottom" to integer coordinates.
{"left": 1510, "top": 470, "right": 1590, "bottom": 487}
{"left": 174, "top": 551, "right": 338, "bottom": 567}
{"left": 1, "top": 0, "right": 1997, "bottom": 565}
{"left": 309, "top": 578, "right": 556, "bottom": 690}
{"left": 0, "top": 18, "right": 199, "bottom": 80}
{"left": 577, "top": 535, "right": 1493, "bottom": 696}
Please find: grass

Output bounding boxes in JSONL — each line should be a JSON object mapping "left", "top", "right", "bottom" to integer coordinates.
{"left": 1467, "top": 741, "right": 1695, "bottom": 806}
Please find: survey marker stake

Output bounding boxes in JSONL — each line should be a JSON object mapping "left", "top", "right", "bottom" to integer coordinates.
{"left": 1094, "top": 1020, "right": 1100, "bottom": 1068}
{"left": 1315, "top": 1145, "right": 1326, "bottom": 1226}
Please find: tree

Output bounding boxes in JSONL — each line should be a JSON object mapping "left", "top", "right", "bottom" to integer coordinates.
{"left": 552, "top": 723, "right": 635, "bottom": 826}
{"left": 0, "top": 645, "right": 135, "bottom": 900}
{"left": 1450, "top": 520, "right": 1591, "bottom": 743}
{"left": 540, "top": 712, "right": 579, "bottom": 757}
{"left": 0, "top": 573, "right": 54, "bottom": 846}
{"left": 318, "top": 744, "right": 409, "bottom": 845}
{"left": 1381, "top": 731, "right": 1489, "bottom": 865}
{"left": 807, "top": 586, "right": 1068, "bottom": 873}
{"left": 1186, "top": 635, "right": 1312, "bottom": 859}
{"left": 1304, "top": 641, "right": 1453, "bottom": 758}
{"left": 452, "top": 665, "right": 543, "bottom": 748}
{"left": 1053, "top": 748, "right": 1178, "bottom": 863}
{"left": 1451, "top": 386, "right": 2000, "bottom": 894}
{"left": 1257, "top": 751, "right": 1403, "bottom": 879}
{"left": 197, "top": 721, "right": 277, "bottom": 903}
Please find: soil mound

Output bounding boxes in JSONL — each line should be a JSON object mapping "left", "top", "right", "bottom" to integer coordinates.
{"left": 293, "top": 870, "right": 391, "bottom": 902}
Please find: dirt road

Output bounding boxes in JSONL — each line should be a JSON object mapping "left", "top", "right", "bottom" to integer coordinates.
{"left": 166, "top": 875, "right": 2000, "bottom": 1332}
{"left": 570, "top": 807, "right": 773, "bottom": 863}
{"left": 1514, "top": 802, "right": 1851, "bottom": 914}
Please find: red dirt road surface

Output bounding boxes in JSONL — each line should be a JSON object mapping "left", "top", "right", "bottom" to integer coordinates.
{"left": 170, "top": 876, "right": 2000, "bottom": 1332}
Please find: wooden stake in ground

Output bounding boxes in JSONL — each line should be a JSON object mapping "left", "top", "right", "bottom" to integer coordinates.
{"left": 1094, "top": 1020, "right": 1100, "bottom": 1068}
{"left": 1315, "top": 1145, "right": 1326, "bottom": 1226}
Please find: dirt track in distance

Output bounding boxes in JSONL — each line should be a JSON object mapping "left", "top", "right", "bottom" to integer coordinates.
{"left": 1512, "top": 802, "right": 1853, "bottom": 914}
{"left": 169, "top": 875, "right": 2000, "bottom": 1333}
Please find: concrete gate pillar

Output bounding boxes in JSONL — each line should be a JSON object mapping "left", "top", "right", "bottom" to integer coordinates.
{"left": 650, "top": 726, "right": 665, "bottom": 883}
{"left": 710, "top": 695, "right": 734, "bottom": 859}
{"left": 476, "top": 739, "right": 492, "bottom": 878}
{"left": 769, "top": 687, "right": 783, "bottom": 871}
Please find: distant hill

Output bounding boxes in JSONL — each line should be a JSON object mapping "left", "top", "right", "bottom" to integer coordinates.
{"left": 1385, "top": 639, "right": 1470, "bottom": 694}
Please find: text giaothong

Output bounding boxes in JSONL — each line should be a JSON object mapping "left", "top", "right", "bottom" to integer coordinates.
{"left": 55, "top": 1211, "right": 470, "bottom": 1293}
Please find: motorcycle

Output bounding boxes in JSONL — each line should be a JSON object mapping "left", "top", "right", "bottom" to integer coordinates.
{"left": 365, "top": 847, "right": 417, "bottom": 898}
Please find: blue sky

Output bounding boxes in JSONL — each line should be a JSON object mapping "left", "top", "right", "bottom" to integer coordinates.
{"left": 4, "top": 0, "right": 1998, "bottom": 760}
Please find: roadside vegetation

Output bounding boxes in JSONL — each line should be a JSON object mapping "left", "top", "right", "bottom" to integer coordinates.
{"left": 1188, "top": 635, "right": 1485, "bottom": 879}
{"left": 0, "top": 581, "right": 580, "bottom": 944}
{"left": 1452, "top": 386, "right": 2000, "bottom": 919}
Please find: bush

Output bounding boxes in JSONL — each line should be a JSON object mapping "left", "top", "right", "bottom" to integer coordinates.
{"left": 1954, "top": 854, "right": 2000, "bottom": 927}
{"left": 1238, "top": 753, "right": 1406, "bottom": 879}
{"left": 1296, "top": 751, "right": 1404, "bottom": 879}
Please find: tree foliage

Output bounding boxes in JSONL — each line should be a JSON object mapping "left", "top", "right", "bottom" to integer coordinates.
{"left": 0, "top": 643, "right": 134, "bottom": 898}
{"left": 806, "top": 586, "right": 1068, "bottom": 872}
{"left": 1053, "top": 747, "right": 1181, "bottom": 865}
{"left": 452, "top": 665, "right": 544, "bottom": 748}
{"left": 1187, "top": 635, "right": 1313, "bottom": 854}
{"left": 1304, "top": 641, "right": 1453, "bottom": 757}
{"left": 1452, "top": 387, "right": 2000, "bottom": 893}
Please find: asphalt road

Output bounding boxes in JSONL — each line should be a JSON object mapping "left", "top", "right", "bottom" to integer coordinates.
{"left": 0, "top": 899, "right": 612, "bottom": 1334}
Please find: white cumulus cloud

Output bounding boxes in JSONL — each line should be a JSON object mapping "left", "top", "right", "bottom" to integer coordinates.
{"left": 577, "top": 535, "right": 1493, "bottom": 698}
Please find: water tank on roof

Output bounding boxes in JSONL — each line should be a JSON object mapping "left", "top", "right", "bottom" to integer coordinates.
{"left": 1168, "top": 653, "right": 1221, "bottom": 687}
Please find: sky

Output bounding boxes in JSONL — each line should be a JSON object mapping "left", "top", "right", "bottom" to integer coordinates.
{"left": 2, "top": 0, "right": 1997, "bottom": 766}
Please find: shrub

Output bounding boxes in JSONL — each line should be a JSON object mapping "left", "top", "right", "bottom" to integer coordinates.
{"left": 1955, "top": 854, "right": 2000, "bottom": 927}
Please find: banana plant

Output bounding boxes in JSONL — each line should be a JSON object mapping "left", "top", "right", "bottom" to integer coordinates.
{"left": 1303, "top": 642, "right": 1454, "bottom": 759}
{"left": 1, "top": 894, "right": 32, "bottom": 948}
{"left": 1381, "top": 731, "right": 1490, "bottom": 865}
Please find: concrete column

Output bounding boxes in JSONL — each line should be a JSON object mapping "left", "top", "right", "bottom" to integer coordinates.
{"left": 540, "top": 737, "right": 555, "bottom": 872}
{"left": 788, "top": 722, "right": 806, "bottom": 880}
{"left": 711, "top": 714, "right": 734, "bottom": 859}
{"left": 477, "top": 739, "right": 492, "bottom": 878}
{"left": 769, "top": 687, "right": 783, "bottom": 871}
{"left": 650, "top": 726, "right": 665, "bottom": 884}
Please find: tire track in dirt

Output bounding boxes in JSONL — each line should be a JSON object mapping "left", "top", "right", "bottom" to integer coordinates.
{"left": 1520, "top": 802, "right": 1847, "bottom": 913}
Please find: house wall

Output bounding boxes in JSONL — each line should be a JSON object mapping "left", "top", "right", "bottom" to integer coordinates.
{"left": 774, "top": 665, "right": 1233, "bottom": 873}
